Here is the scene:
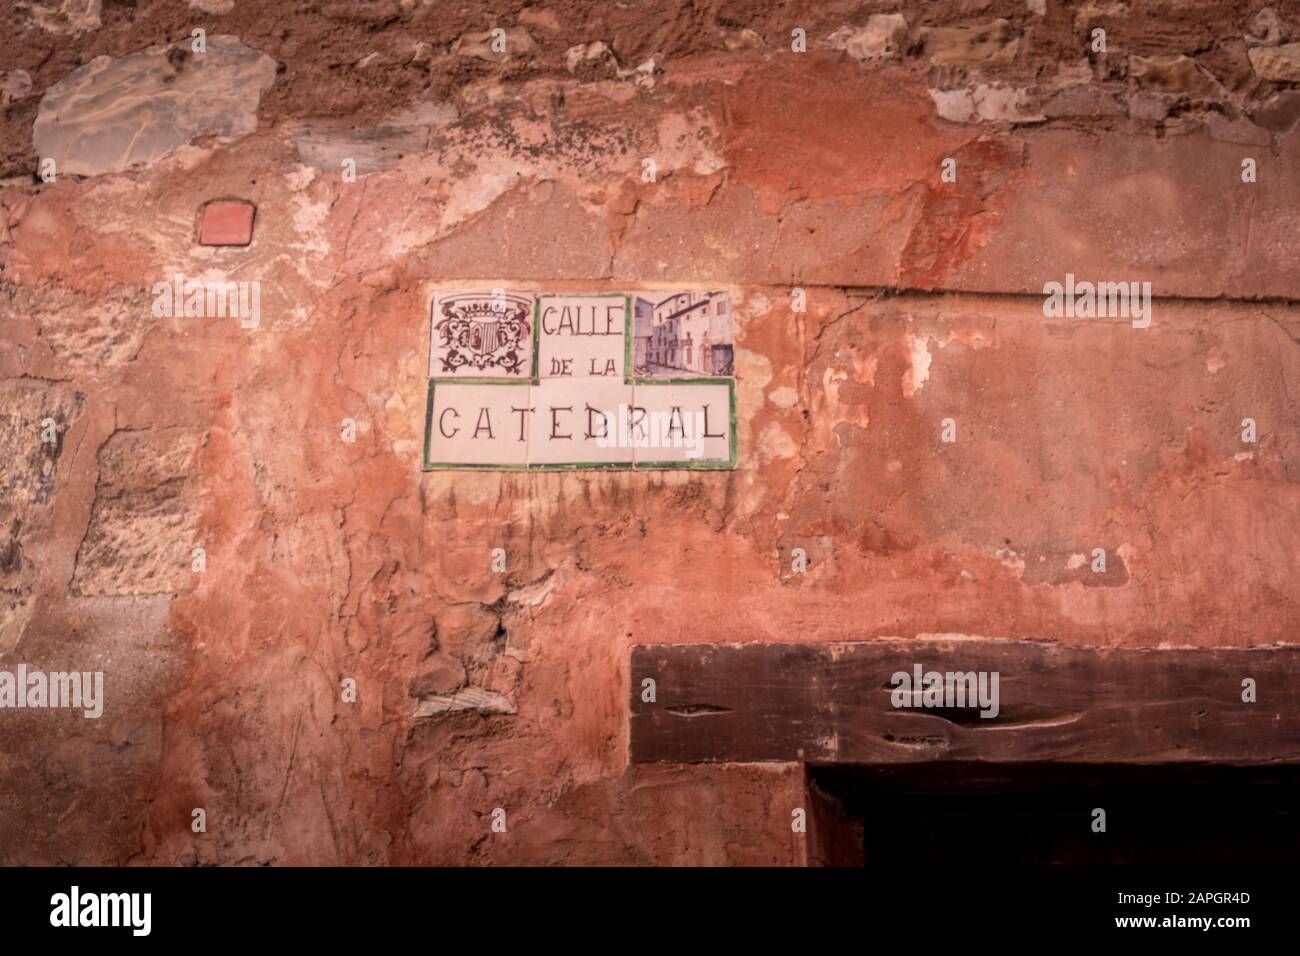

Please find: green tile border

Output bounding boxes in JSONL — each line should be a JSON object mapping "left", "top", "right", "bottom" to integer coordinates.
{"left": 527, "top": 459, "right": 637, "bottom": 472}
{"left": 625, "top": 293, "right": 633, "bottom": 384}
{"left": 422, "top": 291, "right": 738, "bottom": 472}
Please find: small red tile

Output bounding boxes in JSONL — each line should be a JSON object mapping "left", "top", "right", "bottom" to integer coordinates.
{"left": 198, "top": 200, "right": 255, "bottom": 246}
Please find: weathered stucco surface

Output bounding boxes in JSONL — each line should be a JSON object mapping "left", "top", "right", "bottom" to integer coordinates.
{"left": 1, "top": 2, "right": 1298, "bottom": 865}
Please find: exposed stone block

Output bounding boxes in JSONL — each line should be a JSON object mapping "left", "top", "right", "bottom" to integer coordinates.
{"left": 71, "top": 429, "right": 202, "bottom": 596}
{"left": 290, "top": 124, "right": 432, "bottom": 176}
{"left": 920, "top": 19, "right": 1019, "bottom": 66}
{"left": 1128, "top": 54, "right": 1222, "bottom": 96}
{"left": 6, "top": 284, "right": 151, "bottom": 369}
{"left": 1249, "top": 42, "right": 1300, "bottom": 82}
{"left": 0, "top": 71, "right": 32, "bottom": 107}
{"left": 413, "top": 686, "right": 516, "bottom": 717}
{"left": 0, "top": 380, "right": 84, "bottom": 511}
{"left": 929, "top": 84, "right": 1044, "bottom": 124}
{"left": 827, "top": 15, "right": 910, "bottom": 62}
{"left": 453, "top": 27, "right": 536, "bottom": 61}
{"left": 33, "top": 36, "right": 276, "bottom": 177}
{"left": 16, "top": 0, "right": 102, "bottom": 35}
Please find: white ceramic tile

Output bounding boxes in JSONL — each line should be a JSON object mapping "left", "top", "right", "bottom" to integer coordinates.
{"left": 630, "top": 291, "right": 734, "bottom": 378}
{"left": 429, "top": 291, "right": 534, "bottom": 379}
{"left": 536, "top": 295, "right": 627, "bottom": 380}
{"left": 426, "top": 382, "right": 531, "bottom": 466}
{"left": 632, "top": 381, "right": 733, "bottom": 465}
{"left": 527, "top": 379, "right": 635, "bottom": 466}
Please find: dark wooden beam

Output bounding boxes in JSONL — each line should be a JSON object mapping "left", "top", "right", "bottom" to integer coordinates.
{"left": 629, "top": 640, "right": 1300, "bottom": 765}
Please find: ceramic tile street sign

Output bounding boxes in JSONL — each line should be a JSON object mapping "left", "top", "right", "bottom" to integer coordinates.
{"left": 424, "top": 290, "right": 737, "bottom": 471}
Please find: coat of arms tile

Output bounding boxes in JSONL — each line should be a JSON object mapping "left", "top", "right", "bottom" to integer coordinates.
{"left": 429, "top": 292, "right": 534, "bottom": 378}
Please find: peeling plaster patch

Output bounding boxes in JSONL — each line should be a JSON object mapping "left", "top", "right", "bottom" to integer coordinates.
{"left": 566, "top": 41, "right": 616, "bottom": 73}
{"left": 384, "top": 388, "right": 409, "bottom": 414}
{"left": 284, "top": 166, "right": 316, "bottom": 192}
{"left": 995, "top": 548, "right": 1026, "bottom": 576}
{"left": 1066, "top": 552, "right": 1088, "bottom": 570}
{"left": 442, "top": 164, "right": 536, "bottom": 227}
{"left": 1234, "top": 452, "right": 1255, "bottom": 462}
{"left": 902, "top": 334, "right": 932, "bottom": 397}
{"left": 768, "top": 386, "right": 799, "bottom": 408}
{"left": 854, "top": 353, "right": 879, "bottom": 387}
{"left": 288, "top": 176, "right": 333, "bottom": 261}
{"left": 744, "top": 291, "right": 772, "bottom": 316}
{"left": 939, "top": 328, "right": 993, "bottom": 350}
{"left": 510, "top": 571, "right": 563, "bottom": 608}
{"left": 413, "top": 93, "right": 642, "bottom": 235}
{"left": 736, "top": 351, "right": 774, "bottom": 465}
{"left": 1206, "top": 353, "right": 1226, "bottom": 374}
{"left": 1116, "top": 543, "right": 1136, "bottom": 570}
{"left": 656, "top": 109, "right": 726, "bottom": 176}
{"left": 822, "top": 366, "right": 847, "bottom": 392}
{"left": 737, "top": 350, "right": 773, "bottom": 402}
{"left": 816, "top": 352, "right": 875, "bottom": 430}
{"left": 758, "top": 422, "right": 797, "bottom": 461}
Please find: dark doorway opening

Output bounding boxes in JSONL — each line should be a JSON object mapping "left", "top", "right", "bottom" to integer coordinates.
{"left": 810, "top": 762, "right": 1300, "bottom": 866}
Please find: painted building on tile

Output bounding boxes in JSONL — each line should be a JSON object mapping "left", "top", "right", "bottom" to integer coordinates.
{"left": 634, "top": 291, "right": 734, "bottom": 376}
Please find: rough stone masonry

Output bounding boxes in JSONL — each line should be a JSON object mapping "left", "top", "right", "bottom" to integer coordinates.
{"left": 0, "top": 1, "right": 1297, "bottom": 865}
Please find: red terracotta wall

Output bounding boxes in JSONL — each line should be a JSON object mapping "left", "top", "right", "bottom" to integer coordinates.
{"left": 1, "top": 1, "right": 1297, "bottom": 865}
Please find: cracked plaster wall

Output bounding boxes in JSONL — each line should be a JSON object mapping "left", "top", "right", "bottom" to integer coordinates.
{"left": 0, "top": 1, "right": 1298, "bottom": 865}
